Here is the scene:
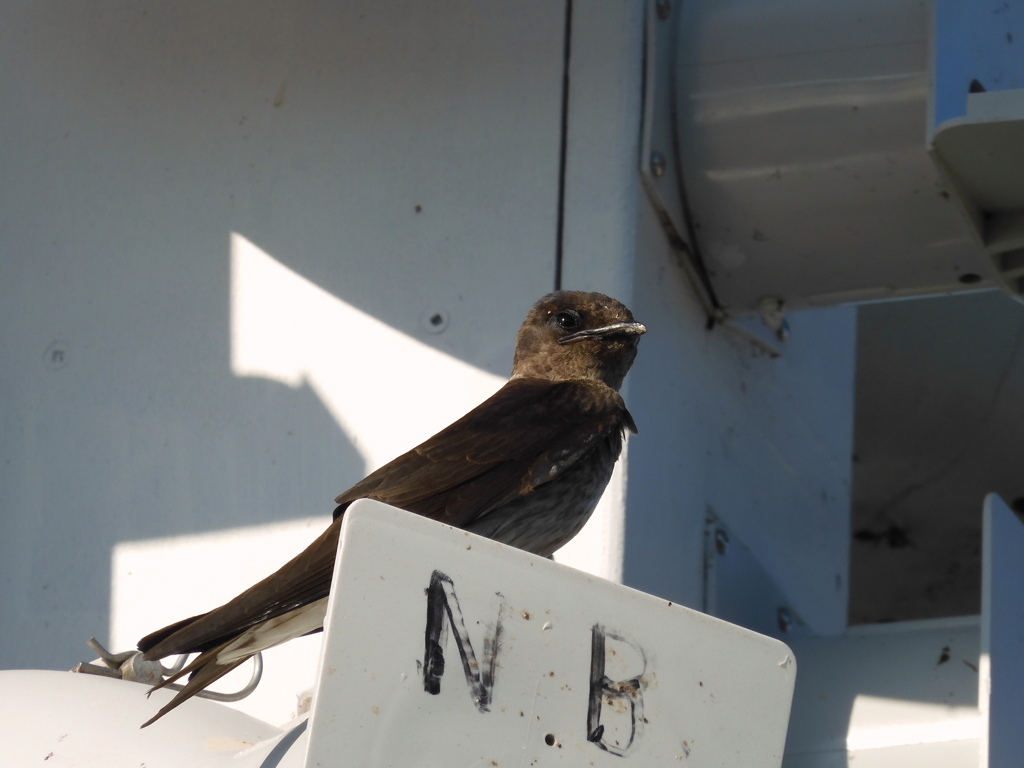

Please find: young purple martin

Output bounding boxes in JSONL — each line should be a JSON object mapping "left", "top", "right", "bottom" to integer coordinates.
{"left": 137, "top": 290, "right": 645, "bottom": 726}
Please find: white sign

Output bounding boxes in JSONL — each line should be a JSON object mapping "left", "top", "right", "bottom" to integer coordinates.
{"left": 304, "top": 500, "right": 796, "bottom": 767}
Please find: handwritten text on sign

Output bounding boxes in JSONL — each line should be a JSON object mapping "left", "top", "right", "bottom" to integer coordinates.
{"left": 422, "top": 569, "right": 647, "bottom": 756}
{"left": 304, "top": 500, "right": 795, "bottom": 767}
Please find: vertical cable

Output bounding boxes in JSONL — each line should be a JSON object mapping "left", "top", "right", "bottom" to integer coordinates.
{"left": 554, "top": 0, "right": 574, "bottom": 291}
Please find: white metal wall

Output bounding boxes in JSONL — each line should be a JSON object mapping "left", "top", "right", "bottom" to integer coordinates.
{"left": 0, "top": 0, "right": 567, "bottom": 723}
{"left": 1, "top": 0, "right": 857, "bottom": 725}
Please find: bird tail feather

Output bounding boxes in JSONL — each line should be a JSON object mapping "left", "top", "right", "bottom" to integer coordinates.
{"left": 140, "top": 641, "right": 247, "bottom": 728}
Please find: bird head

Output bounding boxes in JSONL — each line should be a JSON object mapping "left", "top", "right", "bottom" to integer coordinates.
{"left": 511, "top": 291, "right": 646, "bottom": 391}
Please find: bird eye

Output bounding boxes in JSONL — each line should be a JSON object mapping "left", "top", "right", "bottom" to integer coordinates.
{"left": 552, "top": 310, "right": 581, "bottom": 331}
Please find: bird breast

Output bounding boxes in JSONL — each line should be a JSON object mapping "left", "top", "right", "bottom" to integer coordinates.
{"left": 463, "top": 429, "right": 623, "bottom": 557}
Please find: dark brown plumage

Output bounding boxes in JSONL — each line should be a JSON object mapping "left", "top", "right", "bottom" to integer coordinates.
{"left": 136, "top": 290, "right": 644, "bottom": 726}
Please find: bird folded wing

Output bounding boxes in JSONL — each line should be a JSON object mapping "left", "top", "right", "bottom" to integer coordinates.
{"left": 141, "top": 379, "right": 633, "bottom": 662}
{"left": 335, "top": 377, "right": 633, "bottom": 525}
{"left": 139, "top": 520, "right": 340, "bottom": 658}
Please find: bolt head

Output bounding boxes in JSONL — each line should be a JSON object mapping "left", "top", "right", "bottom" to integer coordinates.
{"left": 777, "top": 607, "right": 793, "bottom": 633}
{"left": 649, "top": 151, "right": 666, "bottom": 178}
{"left": 422, "top": 310, "right": 449, "bottom": 335}
{"left": 714, "top": 528, "right": 729, "bottom": 555}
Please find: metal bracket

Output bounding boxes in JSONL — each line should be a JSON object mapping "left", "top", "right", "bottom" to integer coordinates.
{"left": 718, "top": 298, "right": 791, "bottom": 359}
{"left": 703, "top": 512, "right": 808, "bottom": 639}
{"left": 639, "top": 0, "right": 720, "bottom": 318}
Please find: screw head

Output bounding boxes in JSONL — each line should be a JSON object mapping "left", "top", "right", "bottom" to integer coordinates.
{"left": 44, "top": 341, "right": 68, "bottom": 370}
{"left": 649, "top": 151, "right": 666, "bottom": 178}
{"left": 777, "top": 607, "right": 793, "bottom": 633}
{"left": 714, "top": 528, "right": 729, "bottom": 555}
{"left": 422, "top": 310, "right": 449, "bottom": 335}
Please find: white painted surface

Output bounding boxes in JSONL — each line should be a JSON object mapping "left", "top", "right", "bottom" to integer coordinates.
{"left": 932, "top": 0, "right": 1024, "bottom": 127}
{"left": 0, "top": 0, "right": 566, "bottom": 720}
{"left": 673, "top": 0, "right": 994, "bottom": 309}
{"left": 928, "top": 1, "right": 1024, "bottom": 301}
{"left": 930, "top": 88, "right": 1024, "bottom": 300}
{"left": 0, "top": 499, "right": 795, "bottom": 768}
{"left": 2, "top": 0, "right": 860, "bottom": 731}
{"left": 783, "top": 499, "right": 1024, "bottom": 768}
{"left": 627, "top": 194, "right": 856, "bottom": 635}
{"left": 552, "top": 1, "right": 647, "bottom": 583}
{"left": 306, "top": 500, "right": 796, "bottom": 767}
{"left": 0, "top": 669, "right": 297, "bottom": 767}
{"left": 849, "top": 292, "right": 1024, "bottom": 625}
{"left": 230, "top": 234, "right": 505, "bottom": 474}
{"left": 980, "top": 494, "right": 1024, "bottom": 768}
{"left": 703, "top": 512, "right": 810, "bottom": 640}
{"left": 784, "top": 617, "right": 982, "bottom": 768}
{"left": 560, "top": 0, "right": 645, "bottom": 299}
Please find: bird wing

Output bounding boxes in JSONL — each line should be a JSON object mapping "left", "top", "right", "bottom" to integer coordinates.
{"left": 140, "top": 378, "right": 633, "bottom": 661}
{"left": 334, "top": 377, "right": 635, "bottom": 524}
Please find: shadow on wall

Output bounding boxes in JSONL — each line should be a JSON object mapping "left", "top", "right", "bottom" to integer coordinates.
{"left": 2, "top": 224, "right": 513, "bottom": 674}
{"left": 0, "top": 0, "right": 563, "bottom": 679}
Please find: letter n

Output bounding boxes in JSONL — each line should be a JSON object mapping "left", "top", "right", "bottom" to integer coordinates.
{"left": 422, "top": 570, "right": 502, "bottom": 712}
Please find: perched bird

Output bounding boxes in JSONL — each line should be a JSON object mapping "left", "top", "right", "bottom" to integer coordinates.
{"left": 137, "top": 290, "right": 645, "bottom": 726}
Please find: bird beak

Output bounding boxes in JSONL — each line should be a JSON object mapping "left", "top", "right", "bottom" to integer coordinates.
{"left": 558, "top": 321, "right": 647, "bottom": 345}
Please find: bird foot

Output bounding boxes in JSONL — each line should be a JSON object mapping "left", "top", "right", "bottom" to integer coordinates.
{"left": 72, "top": 637, "right": 264, "bottom": 703}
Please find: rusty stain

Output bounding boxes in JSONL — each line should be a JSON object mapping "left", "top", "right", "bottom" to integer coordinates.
{"left": 371, "top": 705, "right": 380, "bottom": 714}
{"left": 605, "top": 693, "right": 631, "bottom": 715}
